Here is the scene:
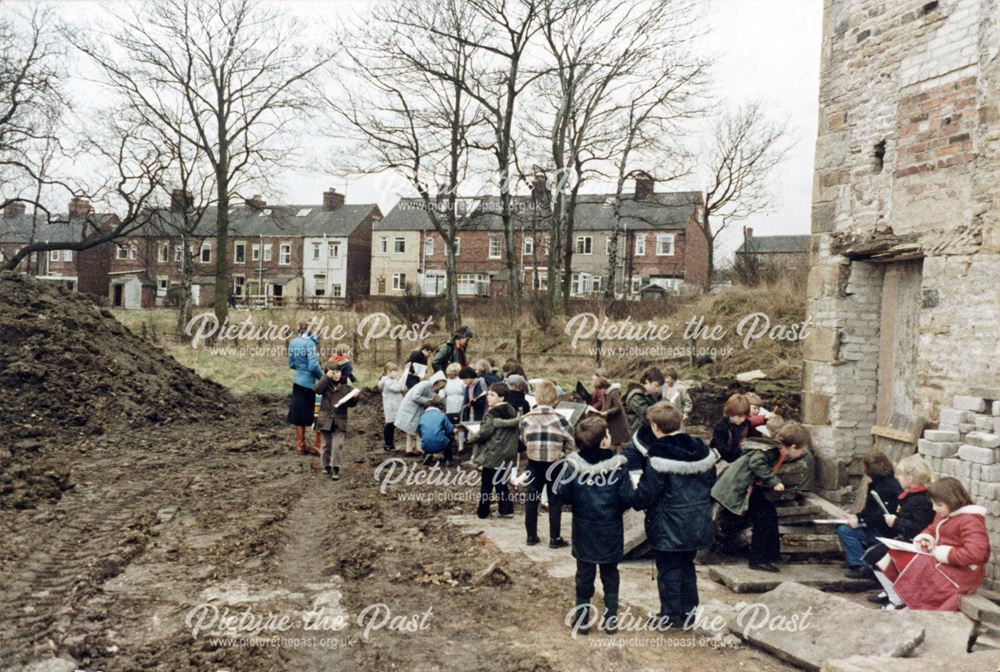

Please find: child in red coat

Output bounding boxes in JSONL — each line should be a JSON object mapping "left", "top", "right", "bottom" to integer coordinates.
{"left": 876, "top": 477, "right": 990, "bottom": 611}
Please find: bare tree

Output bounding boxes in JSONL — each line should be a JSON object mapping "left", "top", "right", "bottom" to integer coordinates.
{"left": 699, "top": 102, "right": 789, "bottom": 290}
{"left": 72, "top": 0, "right": 332, "bottom": 325}
{"left": 530, "top": 0, "right": 704, "bottom": 311}
{"left": 328, "top": 0, "right": 492, "bottom": 330}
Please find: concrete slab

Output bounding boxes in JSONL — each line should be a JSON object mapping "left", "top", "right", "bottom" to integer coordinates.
{"left": 731, "top": 582, "right": 924, "bottom": 671}
{"left": 893, "top": 609, "right": 976, "bottom": 659}
{"left": 821, "top": 651, "right": 998, "bottom": 672}
{"left": 622, "top": 508, "right": 646, "bottom": 556}
{"left": 709, "top": 564, "right": 876, "bottom": 593}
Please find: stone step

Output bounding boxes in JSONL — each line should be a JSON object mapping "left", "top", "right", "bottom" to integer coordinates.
{"left": 821, "top": 652, "right": 997, "bottom": 672}
{"left": 709, "top": 564, "right": 875, "bottom": 594}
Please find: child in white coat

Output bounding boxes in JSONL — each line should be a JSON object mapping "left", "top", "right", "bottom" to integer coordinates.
{"left": 378, "top": 362, "right": 407, "bottom": 452}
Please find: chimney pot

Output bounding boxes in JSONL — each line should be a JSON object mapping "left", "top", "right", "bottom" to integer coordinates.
{"left": 323, "top": 187, "right": 345, "bottom": 210}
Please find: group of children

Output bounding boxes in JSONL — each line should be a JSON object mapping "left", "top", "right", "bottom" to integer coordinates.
{"left": 303, "top": 328, "right": 991, "bottom": 626}
{"left": 836, "top": 451, "right": 990, "bottom": 611}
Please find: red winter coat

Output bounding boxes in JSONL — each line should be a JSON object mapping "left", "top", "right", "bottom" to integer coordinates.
{"left": 885, "top": 505, "right": 990, "bottom": 611}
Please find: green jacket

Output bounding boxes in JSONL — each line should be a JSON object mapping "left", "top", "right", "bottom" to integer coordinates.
{"left": 710, "top": 437, "right": 785, "bottom": 515}
{"left": 625, "top": 386, "right": 658, "bottom": 434}
{"left": 470, "top": 402, "right": 519, "bottom": 470}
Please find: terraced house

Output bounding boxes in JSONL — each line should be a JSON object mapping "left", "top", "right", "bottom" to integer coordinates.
{"left": 371, "top": 175, "right": 708, "bottom": 299}
{"left": 106, "top": 189, "right": 380, "bottom": 308}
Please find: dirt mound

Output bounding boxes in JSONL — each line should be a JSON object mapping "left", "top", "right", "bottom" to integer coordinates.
{"left": 0, "top": 273, "right": 231, "bottom": 501}
{"left": 687, "top": 378, "right": 801, "bottom": 428}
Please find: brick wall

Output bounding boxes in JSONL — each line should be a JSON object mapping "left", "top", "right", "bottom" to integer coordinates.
{"left": 804, "top": 0, "right": 1000, "bottom": 527}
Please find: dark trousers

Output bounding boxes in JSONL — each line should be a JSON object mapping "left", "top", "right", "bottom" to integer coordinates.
{"left": 524, "top": 459, "right": 562, "bottom": 540}
{"left": 718, "top": 487, "right": 780, "bottom": 564}
{"left": 383, "top": 423, "right": 396, "bottom": 449}
{"left": 861, "top": 541, "right": 889, "bottom": 568}
{"left": 654, "top": 549, "right": 698, "bottom": 624}
{"left": 575, "top": 559, "right": 620, "bottom": 599}
{"left": 478, "top": 466, "right": 514, "bottom": 518}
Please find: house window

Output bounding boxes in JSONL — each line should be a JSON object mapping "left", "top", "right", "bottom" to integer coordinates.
{"left": 458, "top": 273, "right": 489, "bottom": 295}
{"left": 630, "top": 277, "right": 643, "bottom": 293}
{"left": 575, "top": 236, "right": 592, "bottom": 255}
{"left": 252, "top": 244, "right": 261, "bottom": 261}
{"left": 263, "top": 244, "right": 272, "bottom": 262}
{"left": 331, "top": 283, "right": 343, "bottom": 298}
{"left": 328, "top": 241, "right": 340, "bottom": 258}
{"left": 488, "top": 235, "right": 502, "bottom": 259}
{"left": 379, "top": 236, "right": 388, "bottom": 254}
{"left": 528, "top": 269, "right": 547, "bottom": 291}
{"left": 63, "top": 250, "right": 72, "bottom": 262}
{"left": 635, "top": 234, "right": 646, "bottom": 256}
{"left": 592, "top": 276, "right": 603, "bottom": 294}
{"left": 424, "top": 236, "right": 434, "bottom": 256}
{"left": 234, "top": 242, "right": 246, "bottom": 264}
{"left": 571, "top": 272, "right": 592, "bottom": 295}
{"left": 605, "top": 237, "right": 611, "bottom": 255}
{"left": 175, "top": 245, "right": 183, "bottom": 262}
{"left": 200, "top": 243, "right": 211, "bottom": 263}
{"left": 279, "top": 244, "right": 291, "bottom": 265}
{"left": 128, "top": 244, "right": 137, "bottom": 260}
{"left": 233, "top": 275, "right": 245, "bottom": 296}
{"left": 393, "top": 237, "right": 405, "bottom": 254}
{"left": 523, "top": 236, "right": 534, "bottom": 255}
{"left": 392, "top": 272, "right": 406, "bottom": 291}
{"left": 312, "top": 242, "right": 321, "bottom": 260}
{"left": 655, "top": 234, "right": 675, "bottom": 256}
{"left": 157, "top": 277, "right": 168, "bottom": 297}
{"left": 49, "top": 250, "right": 60, "bottom": 262}
{"left": 158, "top": 243, "right": 169, "bottom": 263}
{"left": 314, "top": 274, "right": 326, "bottom": 296}
{"left": 453, "top": 237, "right": 461, "bottom": 256}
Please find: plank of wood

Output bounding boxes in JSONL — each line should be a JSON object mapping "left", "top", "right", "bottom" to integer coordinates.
{"left": 870, "top": 425, "right": 918, "bottom": 443}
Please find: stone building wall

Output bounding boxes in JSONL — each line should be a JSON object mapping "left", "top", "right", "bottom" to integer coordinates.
{"left": 804, "top": 0, "right": 1000, "bottom": 499}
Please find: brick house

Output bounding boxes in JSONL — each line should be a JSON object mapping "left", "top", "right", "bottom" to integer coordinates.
{"left": 802, "top": 0, "right": 1000, "bottom": 581}
{"left": 734, "top": 228, "right": 810, "bottom": 271}
{"left": 109, "top": 189, "right": 380, "bottom": 307}
{"left": 371, "top": 177, "right": 707, "bottom": 298}
{"left": 0, "top": 198, "right": 116, "bottom": 298}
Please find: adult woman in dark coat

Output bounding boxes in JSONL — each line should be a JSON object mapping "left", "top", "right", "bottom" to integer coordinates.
{"left": 404, "top": 343, "right": 435, "bottom": 390}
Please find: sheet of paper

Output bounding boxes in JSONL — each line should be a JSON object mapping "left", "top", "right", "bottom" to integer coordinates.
{"left": 333, "top": 387, "right": 361, "bottom": 408}
{"left": 409, "top": 362, "right": 428, "bottom": 378}
{"left": 812, "top": 519, "right": 850, "bottom": 524}
{"left": 876, "top": 537, "right": 932, "bottom": 555}
{"left": 629, "top": 470, "right": 642, "bottom": 487}
{"left": 462, "top": 422, "right": 481, "bottom": 435}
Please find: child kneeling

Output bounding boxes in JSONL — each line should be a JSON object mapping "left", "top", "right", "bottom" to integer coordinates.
{"left": 633, "top": 402, "right": 719, "bottom": 628}
{"left": 554, "top": 416, "right": 633, "bottom": 635}
{"left": 418, "top": 399, "right": 455, "bottom": 466}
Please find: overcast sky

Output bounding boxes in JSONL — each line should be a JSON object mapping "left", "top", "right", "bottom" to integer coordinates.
{"left": 270, "top": 0, "right": 823, "bottom": 260}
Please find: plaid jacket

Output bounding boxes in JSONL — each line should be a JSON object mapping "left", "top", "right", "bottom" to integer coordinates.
{"left": 519, "top": 405, "right": 575, "bottom": 462}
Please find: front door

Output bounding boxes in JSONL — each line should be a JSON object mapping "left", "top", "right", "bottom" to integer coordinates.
{"left": 112, "top": 284, "right": 123, "bottom": 307}
{"left": 875, "top": 260, "right": 924, "bottom": 424}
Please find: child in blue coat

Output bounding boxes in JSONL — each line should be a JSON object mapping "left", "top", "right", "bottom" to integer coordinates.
{"left": 633, "top": 402, "right": 719, "bottom": 629}
{"left": 418, "top": 399, "right": 455, "bottom": 467}
{"left": 554, "top": 416, "right": 634, "bottom": 635}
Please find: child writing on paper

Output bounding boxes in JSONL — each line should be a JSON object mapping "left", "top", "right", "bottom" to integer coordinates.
{"left": 875, "top": 477, "right": 990, "bottom": 611}
{"left": 835, "top": 450, "right": 902, "bottom": 578}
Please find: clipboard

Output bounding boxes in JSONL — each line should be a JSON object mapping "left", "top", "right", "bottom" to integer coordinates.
{"left": 869, "top": 490, "right": 891, "bottom": 515}
{"left": 333, "top": 387, "right": 361, "bottom": 408}
{"left": 877, "top": 537, "right": 932, "bottom": 555}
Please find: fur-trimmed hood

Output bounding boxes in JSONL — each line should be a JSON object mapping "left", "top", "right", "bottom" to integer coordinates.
{"left": 632, "top": 426, "right": 718, "bottom": 475}
{"left": 947, "top": 504, "right": 988, "bottom": 518}
{"left": 741, "top": 436, "right": 782, "bottom": 452}
{"left": 565, "top": 451, "right": 627, "bottom": 476}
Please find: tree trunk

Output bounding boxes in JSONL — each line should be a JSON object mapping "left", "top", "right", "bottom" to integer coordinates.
{"left": 444, "top": 233, "right": 461, "bottom": 331}
{"left": 176, "top": 234, "right": 194, "bottom": 339}
{"left": 701, "top": 208, "right": 714, "bottom": 292}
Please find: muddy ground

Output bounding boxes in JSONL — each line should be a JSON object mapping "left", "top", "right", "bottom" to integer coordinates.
{"left": 0, "top": 276, "right": 796, "bottom": 671}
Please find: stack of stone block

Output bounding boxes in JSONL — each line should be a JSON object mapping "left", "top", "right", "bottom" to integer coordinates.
{"left": 917, "top": 395, "right": 1000, "bottom": 590}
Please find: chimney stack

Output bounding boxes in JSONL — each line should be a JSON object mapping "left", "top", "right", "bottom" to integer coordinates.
{"left": 171, "top": 189, "right": 193, "bottom": 213}
{"left": 68, "top": 197, "right": 92, "bottom": 216}
{"left": 4, "top": 202, "right": 26, "bottom": 218}
{"left": 245, "top": 194, "right": 267, "bottom": 210}
{"left": 633, "top": 172, "right": 655, "bottom": 201}
{"left": 530, "top": 174, "right": 549, "bottom": 203}
{"left": 323, "top": 187, "right": 345, "bottom": 210}
{"left": 744, "top": 226, "right": 753, "bottom": 239}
